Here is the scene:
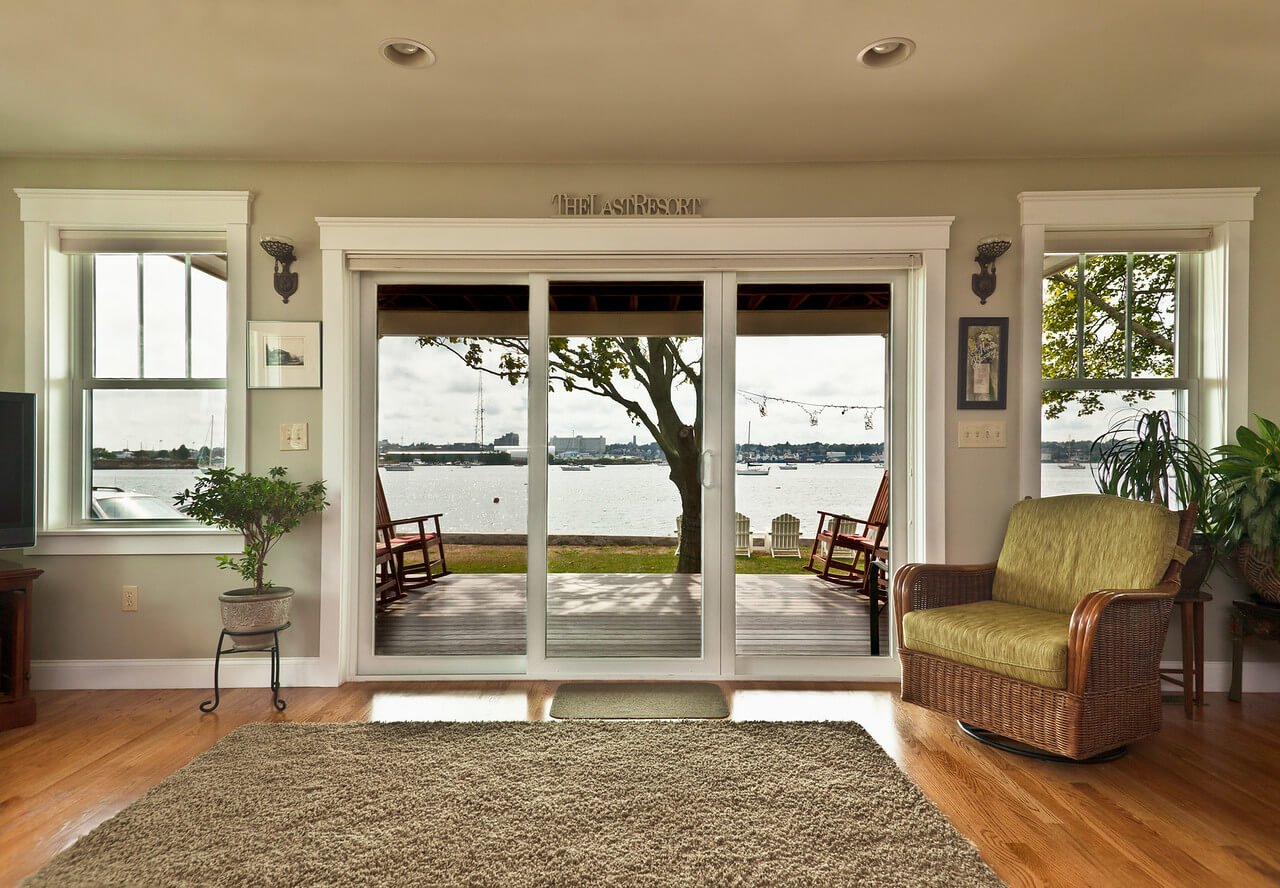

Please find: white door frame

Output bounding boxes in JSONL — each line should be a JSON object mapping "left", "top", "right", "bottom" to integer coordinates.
{"left": 318, "top": 217, "right": 952, "bottom": 683}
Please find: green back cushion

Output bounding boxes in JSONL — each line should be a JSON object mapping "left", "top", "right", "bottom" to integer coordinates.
{"left": 991, "top": 494, "right": 1181, "bottom": 614}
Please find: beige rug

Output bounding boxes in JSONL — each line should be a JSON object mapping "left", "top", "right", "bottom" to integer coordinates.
{"left": 26, "top": 722, "right": 1004, "bottom": 888}
{"left": 550, "top": 681, "right": 729, "bottom": 719}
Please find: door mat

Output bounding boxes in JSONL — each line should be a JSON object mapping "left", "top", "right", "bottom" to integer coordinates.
{"left": 550, "top": 681, "right": 729, "bottom": 719}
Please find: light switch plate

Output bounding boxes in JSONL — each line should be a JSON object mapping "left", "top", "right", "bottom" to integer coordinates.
{"left": 958, "top": 420, "right": 1007, "bottom": 448}
{"left": 280, "top": 422, "right": 309, "bottom": 451}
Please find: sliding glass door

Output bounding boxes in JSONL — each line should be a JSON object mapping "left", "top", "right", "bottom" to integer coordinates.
{"left": 358, "top": 269, "right": 902, "bottom": 678}
{"left": 532, "top": 274, "right": 724, "bottom": 675}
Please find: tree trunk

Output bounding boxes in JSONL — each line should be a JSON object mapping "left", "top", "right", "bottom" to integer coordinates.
{"left": 672, "top": 449, "right": 702, "bottom": 574}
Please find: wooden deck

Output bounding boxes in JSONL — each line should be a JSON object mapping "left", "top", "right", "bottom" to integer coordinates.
{"left": 374, "top": 573, "right": 890, "bottom": 658}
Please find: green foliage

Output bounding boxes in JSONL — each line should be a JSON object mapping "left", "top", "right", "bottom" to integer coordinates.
{"left": 174, "top": 467, "right": 328, "bottom": 594}
{"left": 1043, "top": 253, "right": 1177, "bottom": 418}
{"left": 1213, "top": 416, "right": 1280, "bottom": 566}
{"left": 1090, "top": 409, "right": 1218, "bottom": 537}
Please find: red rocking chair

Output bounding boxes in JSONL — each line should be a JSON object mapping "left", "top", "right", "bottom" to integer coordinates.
{"left": 376, "top": 473, "right": 450, "bottom": 593}
{"left": 805, "top": 470, "right": 889, "bottom": 597}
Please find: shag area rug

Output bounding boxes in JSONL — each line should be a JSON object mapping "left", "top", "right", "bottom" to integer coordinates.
{"left": 26, "top": 722, "right": 1003, "bottom": 888}
{"left": 550, "top": 681, "right": 729, "bottom": 719}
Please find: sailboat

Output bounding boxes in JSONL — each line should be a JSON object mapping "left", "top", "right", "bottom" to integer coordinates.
{"left": 196, "top": 416, "right": 225, "bottom": 471}
{"left": 737, "top": 421, "right": 770, "bottom": 475}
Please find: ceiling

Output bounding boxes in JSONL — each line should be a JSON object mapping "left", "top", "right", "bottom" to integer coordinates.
{"left": 2, "top": 1, "right": 1278, "bottom": 164}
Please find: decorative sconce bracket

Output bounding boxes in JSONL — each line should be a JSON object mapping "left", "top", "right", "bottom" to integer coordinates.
{"left": 259, "top": 236, "right": 298, "bottom": 304}
{"left": 971, "top": 237, "right": 1012, "bottom": 305}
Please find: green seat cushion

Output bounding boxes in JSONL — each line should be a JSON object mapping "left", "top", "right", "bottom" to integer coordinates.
{"left": 991, "top": 494, "right": 1183, "bottom": 614}
{"left": 901, "top": 600, "right": 1072, "bottom": 689}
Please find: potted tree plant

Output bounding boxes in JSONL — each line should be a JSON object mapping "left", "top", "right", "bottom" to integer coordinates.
{"left": 175, "top": 467, "right": 328, "bottom": 646}
{"left": 1090, "top": 408, "right": 1220, "bottom": 593}
{"left": 1212, "top": 416, "right": 1280, "bottom": 603}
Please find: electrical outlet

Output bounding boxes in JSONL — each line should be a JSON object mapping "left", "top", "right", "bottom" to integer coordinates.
{"left": 958, "top": 421, "right": 1007, "bottom": 448}
{"left": 121, "top": 585, "right": 138, "bottom": 612}
{"left": 279, "top": 422, "right": 309, "bottom": 451}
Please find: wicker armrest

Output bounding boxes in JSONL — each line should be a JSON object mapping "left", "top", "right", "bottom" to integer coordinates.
{"left": 1066, "top": 582, "right": 1179, "bottom": 695}
{"left": 893, "top": 562, "right": 997, "bottom": 643}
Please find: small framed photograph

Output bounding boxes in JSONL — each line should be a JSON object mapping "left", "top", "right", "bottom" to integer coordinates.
{"left": 248, "top": 321, "right": 321, "bottom": 389}
{"left": 957, "top": 317, "right": 1008, "bottom": 410}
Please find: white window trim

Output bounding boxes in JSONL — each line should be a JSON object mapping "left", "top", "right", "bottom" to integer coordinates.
{"left": 16, "top": 189, "right": 251, "bottom": 555}
{"left": 1017, "top": 188, "right": 1258, "bottom": 500}
{"left": 317, "top": 216, "right": 951, "bottom": 684}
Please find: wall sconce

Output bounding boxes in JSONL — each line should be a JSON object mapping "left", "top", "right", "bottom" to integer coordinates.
{"left": 259, "top": 236, "right": 298, "bottom": 304}
{"left": 971, "top": 236, "right": 1012, "bottom": 304}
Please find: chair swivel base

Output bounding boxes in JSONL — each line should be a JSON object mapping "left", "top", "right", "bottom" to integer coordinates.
{"left": 957, "top": 721, "right": 1127, "bottom": 764}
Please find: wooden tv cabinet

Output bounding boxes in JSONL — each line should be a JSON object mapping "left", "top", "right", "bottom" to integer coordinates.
{"left": 0, "top": 559, "right": 41, "bottom": 731}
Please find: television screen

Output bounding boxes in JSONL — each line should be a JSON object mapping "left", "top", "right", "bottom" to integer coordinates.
{"left": 0, "top": 392, "right": 36, "bottom": 549}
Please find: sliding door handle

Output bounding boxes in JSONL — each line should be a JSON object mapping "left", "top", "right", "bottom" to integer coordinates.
{"left": 700, "top": 451, "right": 714, "bottom": 488}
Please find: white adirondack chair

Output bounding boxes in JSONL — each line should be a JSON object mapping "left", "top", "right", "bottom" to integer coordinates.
{"left": 736, "top": 512, "right": 751, "bottom": 557}
{"left": 674, "top": 515, "right": 683, "bottom": 556}
{"left": 770, "top": 513, "right": 801, "bottom": 557}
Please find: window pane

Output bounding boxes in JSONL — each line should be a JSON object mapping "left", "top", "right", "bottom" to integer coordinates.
{"left": 1040, "top": 389, "right": 1179, "bottom": 496}
{"left": 190, "top": 259, "right": 228, "bottom": 378}
{"left": 93, "top": 254, "right": 140, "bottom": 378}
{"left": 89, "top": 388, "right": 226, "bottom": 520}
{"left": 1080, "top": 253, "right": 1129, "bottom": 378}
{"left": 1041, "top": 254, "right": 1079, "bottom": 381}
{"left": 142, "top": 255, "right": 188, "bottom": 378}
{"left": 1129, "top": 253, "right": 1178, "bottom": 379}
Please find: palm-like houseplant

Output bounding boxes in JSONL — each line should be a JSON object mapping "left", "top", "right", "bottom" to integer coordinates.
{"left": 1090, "top": 409, "right": 1220, "bottom": 593}
{"left": 175, "top": 466, "right": 328, "bottom": 643}
{"left": 1212, "top": 416, "right": 1280, "bottom": 602}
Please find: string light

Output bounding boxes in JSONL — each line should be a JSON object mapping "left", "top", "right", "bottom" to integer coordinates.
{"left": 737, "top": 389, "right": 883, "bottom": 430}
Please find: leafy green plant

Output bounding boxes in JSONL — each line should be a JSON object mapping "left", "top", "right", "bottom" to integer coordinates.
{"left": 1213, "top": 416, "right": 1280, "bottom": 567}
{"left": 174, "top": 467, "right": 328, "bottom": 593}
{"left": 1090, "top": 409, "right": 1218, "bottom": 536}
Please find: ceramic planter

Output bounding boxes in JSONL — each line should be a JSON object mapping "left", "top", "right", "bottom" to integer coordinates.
{"left": 218, "top": 586, "right": 294, "bottom": 649}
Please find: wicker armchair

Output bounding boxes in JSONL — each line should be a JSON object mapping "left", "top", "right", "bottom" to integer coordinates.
{"left": 896, "top": 495, "right": 1195, "bottom": 761}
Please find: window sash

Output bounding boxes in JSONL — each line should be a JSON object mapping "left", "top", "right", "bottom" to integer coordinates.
{"left": 80, "top": 253, "right": 228, "bottom": 383}
{"left": 72, "top": 253, "right": 228, "bottom": 525}
{"left": 1043, "top": 251, "right": 1189, "bottom": 387}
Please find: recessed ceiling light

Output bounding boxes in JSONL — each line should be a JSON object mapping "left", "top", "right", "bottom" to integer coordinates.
{"left": 857, "top": 37, "right": 915, "bottom": 68}
{"left": 380, "top": 38, "right": 436, "bottom": 68}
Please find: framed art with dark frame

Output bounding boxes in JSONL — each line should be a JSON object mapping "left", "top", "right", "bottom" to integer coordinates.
{"left": 957, "top": 316, "right": 1008, "bottom": 410}
{"left": 248, "top": 321, "right": 322, "bottom": 389}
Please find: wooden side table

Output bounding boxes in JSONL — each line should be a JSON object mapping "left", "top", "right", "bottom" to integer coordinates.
{"left": 1229, "top": 598, "right": 1280, "bottom": 701}
{"left": 1158, "top": 589, "right": 1212, "bottom": 718}
{"left": 0, "top": 559, "right": 43, "bottom": 732}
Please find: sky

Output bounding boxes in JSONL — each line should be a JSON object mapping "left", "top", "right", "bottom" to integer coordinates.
{"left": 377, "top": 334, "right": 888, "bottom": 448}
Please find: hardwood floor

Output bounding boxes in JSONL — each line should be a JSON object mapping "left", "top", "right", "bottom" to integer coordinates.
{"left": 2, "top": 685, "right": 1277, "bottom": 887}
{"left": 376, "top": 573, "right": 890, "bottom": 657}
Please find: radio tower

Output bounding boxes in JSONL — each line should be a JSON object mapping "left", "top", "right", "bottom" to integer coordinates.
{"left": 474, "top": 373, "right": 485, "bottom": 445}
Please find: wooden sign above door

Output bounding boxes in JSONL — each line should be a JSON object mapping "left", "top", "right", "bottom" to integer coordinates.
{"left": 552, "top": 193, "right": 704, "bottom": 216}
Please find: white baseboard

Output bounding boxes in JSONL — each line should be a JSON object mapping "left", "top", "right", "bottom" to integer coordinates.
{"left": 28, "top": 657, "right": 1280, "bottom": 692}
{"left": 31, "top": 656, "right": 333, "bottom": 690}
{"left": 1159, "top": 659, "right": 1280, "bottom": 693}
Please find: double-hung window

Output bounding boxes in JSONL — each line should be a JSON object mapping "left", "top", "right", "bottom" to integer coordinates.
{"left": 1039, "top": 250, "right": 1187, "bottom": 496}
{"left": 18, "top": 188, "right": 250, "bottom": 553}
{"left": 75, "top": 251, "right": 228, "bottom": 521}
{"left": 1020, "top": 189, "right": 1257, "bottom": 502}
{"left": 1040, "top": 250, "right": 1194, "bottom": 495}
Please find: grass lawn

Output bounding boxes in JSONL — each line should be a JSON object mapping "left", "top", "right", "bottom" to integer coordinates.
{"left": 429, "top": 544, "right": 813, "bottom": 575}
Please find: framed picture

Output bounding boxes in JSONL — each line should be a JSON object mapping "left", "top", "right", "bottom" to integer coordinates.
{"left": 248, "top": 321, "right": 321, "bottom": 389}
{"left": 957, "top": 317, "right": 1008, "bottom": 410}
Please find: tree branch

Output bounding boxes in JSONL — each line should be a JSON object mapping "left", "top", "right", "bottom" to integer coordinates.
{"left": 1046, "top": 273, "right": 1175, "bottom": 354}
